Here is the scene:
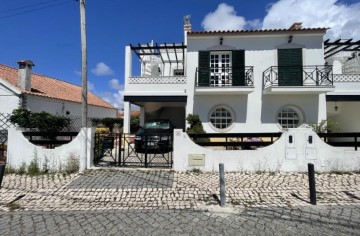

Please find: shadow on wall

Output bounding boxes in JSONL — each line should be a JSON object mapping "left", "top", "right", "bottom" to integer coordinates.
{"left": 260, "top": 94, "right": 319, "bottom": 124}
{"left": 145, "top": 107, "right": 186, "bottom": 130}
{"left": 193, "top": 95, "right": 248, "bottom": 124}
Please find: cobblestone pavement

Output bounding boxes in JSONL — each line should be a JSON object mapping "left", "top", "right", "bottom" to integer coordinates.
{"left": 1, "top": 169, "right": 360, "bottom": 235}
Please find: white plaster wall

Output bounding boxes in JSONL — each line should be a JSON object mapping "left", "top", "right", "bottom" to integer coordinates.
{"left": 125, "top": 79, "right": 189, "bottom": 97}
{"left": 173, "top": 128, "right": 360, "bottom": 172}
{"left": 0, "top": 84, "right": 20, "bottom": 114}
{"left": 194, "top": 94, "right": 320, "bottom": 133}
{"left": 185, "top": 33, "right": 325, "bottom": 133}
{"left": 332, "top": 59, "right": 343, "bottom": 74}
{"left": 26, "top": 95, "right": 117, "bottom": 118}
{"left": 6, "top": 127, "right": 95, "bottom": 171}
{"left": 331, "top": 80, "right": 360, "bottom": 93}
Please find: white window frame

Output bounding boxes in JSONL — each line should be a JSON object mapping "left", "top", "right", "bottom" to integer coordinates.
{"left": 208, "top": 105, "right": 235, "bottom": 132}
{"left": 210, "top": 51, "right": 232, "bottom": 87}
{"left": 277, "top": 105, "right": 304, "bottom": 128}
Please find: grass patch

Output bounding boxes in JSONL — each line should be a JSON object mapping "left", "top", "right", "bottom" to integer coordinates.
{"left": 4, "top": 165, "right": 16, "bottom": 175}
{"left": 329, "top": 171, "right": 353, "bottom": 175}
{"left": 5, "top": 202, "right": 24, "bottom": 211}
{"left": 187, "top": 168, "right": 202, "bottom": 175}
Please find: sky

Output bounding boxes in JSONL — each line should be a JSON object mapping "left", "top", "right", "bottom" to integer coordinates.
{"left": 1, "top": 0, "right": 359, "bottom": 110}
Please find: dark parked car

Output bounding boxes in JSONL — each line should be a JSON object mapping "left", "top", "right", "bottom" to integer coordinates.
{"left": 134, "top": 119, "right": 174, "bottom": 153}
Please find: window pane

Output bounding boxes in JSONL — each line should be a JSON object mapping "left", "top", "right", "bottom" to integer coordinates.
{"left": 278, "top": 106, "right": 302, "bottom": 128}
{"left": 210, "top": 106, "right": 233, "bottom": 130}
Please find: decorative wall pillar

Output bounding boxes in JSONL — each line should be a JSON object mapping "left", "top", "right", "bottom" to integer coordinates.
{"left": 123, "top": 102, "right": 131, "bottom": 133}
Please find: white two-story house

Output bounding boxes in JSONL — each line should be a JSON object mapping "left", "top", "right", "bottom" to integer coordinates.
{"left": 123, "top": 18, "right": 360, "bottom": 133}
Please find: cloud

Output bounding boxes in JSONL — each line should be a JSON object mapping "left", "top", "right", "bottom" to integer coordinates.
{"left": 97, "top": 80, "right": 125, "bottom": 109}
{"left": 91, "top": 62, "right": 114, "bottom": 76}
{"left": 262, "top": 0, "right": 360, "bottom": 39}
{"left": 201, "top": 3, "right": 247, "bottom": 31}
{"left": 99, "top": 90, "right": 124, "bottom": 109}
{"left": 201, "top": 1, "right": 360, "bottom": 39}
{"left": 74, "top": 70, "right": 81, "bottom": 76}
{"left": 109, "top": 79, "right": 123, "bottom": 90}
{"left": 87, "top": 81, "right": 94, "bottom": 91}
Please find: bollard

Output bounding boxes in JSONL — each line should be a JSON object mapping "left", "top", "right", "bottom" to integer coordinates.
{"left": 219, "top": 163, "right": 226, "bottom": 207}
{"left": 308, "top": 163, "right": 317, "bottom": 205}
{"left": 0, "top": 164, "right": 5, "bottom": 189}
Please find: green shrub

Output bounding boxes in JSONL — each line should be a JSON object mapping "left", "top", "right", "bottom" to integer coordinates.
{"left": 16, "top": 163, "right": 27, "bottom": 175}
{"left": 91, "top": 117, "right": 123, "bottom": 132}
{"left": 63, "top": 154, "right": 79, "bottom": 174}
{"left": 185, "top": 114, "right": 209, "bottom": 142}
{"left": 130, "top": 116, "right": 140, "bottom": 133}
{"left": 27, "top": 158, "right": 40, "bottom": 176}
{"left": 5, "top": 165, "right": 16, "bottom": 175}
{"left": 310, "top": 119, "right": 340, "bottom": 133}
{"left": 9, "top": 108, "right": 70, "bottom": 132}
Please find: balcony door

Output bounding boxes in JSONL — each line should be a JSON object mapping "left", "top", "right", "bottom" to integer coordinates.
{"left": 198, "top": 50, "right": 245, "bottom": 87}
{"left": 278, "top": 48, "right": 303, "bottom": 86}
{"left": 210, "top": 52, "right": 231, "bottom": 86}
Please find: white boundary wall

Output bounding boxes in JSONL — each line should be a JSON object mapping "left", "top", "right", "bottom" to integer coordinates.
{"left": 173, "top": 128, "right": 360, "bottom": 172}
{"left": 7, "top": 127, "right": 95, "bottom": 171}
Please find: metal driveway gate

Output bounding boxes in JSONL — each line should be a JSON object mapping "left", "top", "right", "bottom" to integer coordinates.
{"left": 94, "top": 133, "right": 173, "bottom": 168}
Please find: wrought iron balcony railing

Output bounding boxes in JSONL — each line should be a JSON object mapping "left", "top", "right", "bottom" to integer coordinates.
{"left": 263, "top": 65, "right": 333, "bottom": 89}
{"left": 196, "top": 66, "right": 254, "bottom": 87}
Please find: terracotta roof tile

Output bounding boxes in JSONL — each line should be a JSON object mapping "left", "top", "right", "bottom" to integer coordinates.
{"left": 0, "top": 64, "right": 116, "bottom": 110}
{"left": 117, "top": 110, "right": 140, "bottom": 117}
{"left": 188, "top": 27, "right": 328, "bottom": 35}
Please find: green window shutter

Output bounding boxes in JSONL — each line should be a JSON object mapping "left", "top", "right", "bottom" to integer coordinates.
{"left": 198, "top": 51, "right": 210, "bottom": 86}
{"left": 232, "top": 50, "right": 245, "bottom": 86}
{"left": 278, "top": 48, "right": 303, "bottom": 86}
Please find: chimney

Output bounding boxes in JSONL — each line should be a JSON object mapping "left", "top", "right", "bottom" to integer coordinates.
{"left": 17, "top": 60, "right": 34, "bottom": 91}
{"left": 184, "top": 15, "right": 192, "bottom": 45}
{"left": 289, "top": 22, "right": 303, "bottom": 30}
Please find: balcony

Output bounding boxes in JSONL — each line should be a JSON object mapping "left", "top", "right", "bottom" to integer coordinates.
{"left": 125, "top": 43, "right": 188, "bottom": 97}
{"left": 330, "top": 74, "right": 360, "bottom": 94}
{"left": 195, "top": 66, "right": 254, "bottom": 95}
{"left": 263, "top": 65, "right": 335, "bottom": 94}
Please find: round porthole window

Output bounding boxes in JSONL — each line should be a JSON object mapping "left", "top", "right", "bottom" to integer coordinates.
{"left": 277, "top": 105, "right": 304, "bottom": 128}
{"left": 209, "top": 106, "right": 234, "bottom": 130}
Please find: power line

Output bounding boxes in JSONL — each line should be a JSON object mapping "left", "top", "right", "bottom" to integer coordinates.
{"left": 0, "top": 0, "right": 75, "bottom": 19}
{"left": 0, "top": 0, "right": 66, "bottom": 13}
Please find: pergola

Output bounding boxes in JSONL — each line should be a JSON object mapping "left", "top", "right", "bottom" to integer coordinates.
{"left": 324, "top": 38, "right": 360, "bottom": 59}
{"left": 130, "top": 43, "right": 186, "bottom": 68}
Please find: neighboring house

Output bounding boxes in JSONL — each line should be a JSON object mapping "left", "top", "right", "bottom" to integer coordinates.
{"left": 122, "top": 18, "right": 360, "bottom": 133}
{"left": 117, "top": 110, "right": 140, "bottom": 119}
{"left": 325, "top": 46, "right": 360, "bottom": 132}
{"left": 0, "top": 60, "right": 117, "bottom": 118}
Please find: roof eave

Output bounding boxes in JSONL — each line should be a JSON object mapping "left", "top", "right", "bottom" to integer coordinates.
{"left": 0, "top": 77, "right": 22, "bottom": 95}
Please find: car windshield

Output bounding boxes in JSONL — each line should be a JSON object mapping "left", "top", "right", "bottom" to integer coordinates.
{"left": 143, "top": 121, "right": 170, "bottom": 130}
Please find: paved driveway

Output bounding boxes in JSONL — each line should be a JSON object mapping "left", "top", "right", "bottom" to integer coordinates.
{"left": 1, "top": 170, "right": 359, "bottom": 235}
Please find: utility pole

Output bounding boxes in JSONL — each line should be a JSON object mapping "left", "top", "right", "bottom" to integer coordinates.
{"left": 80, "top": 0, "right": 87, "bottom": 128}
{"left": 80, "top": 0, "right": 87, "bottom": 172}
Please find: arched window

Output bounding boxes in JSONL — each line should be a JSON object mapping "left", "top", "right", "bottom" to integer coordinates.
{"left": 277, "top": 106, "right": 304, "bottom": 128}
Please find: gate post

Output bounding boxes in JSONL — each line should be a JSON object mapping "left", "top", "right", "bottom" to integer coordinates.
{"left": 118, "top": 133, "right": 121, "bottom": 166}
{"left": 308, "top": 163, "right": 317, "bottom": 205}
{"left": 144, "top": 135, "right": 148, "bottom": 168}
{"left": 219, "top": 163, "right": 226, "bottom": 207}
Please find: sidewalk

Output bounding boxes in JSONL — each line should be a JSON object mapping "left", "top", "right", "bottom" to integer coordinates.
{"left": 1, "top": 169, "right": 360, "bottom": 235}
{"left": 1, "top": 169, "right": 359, "bottom": 212}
